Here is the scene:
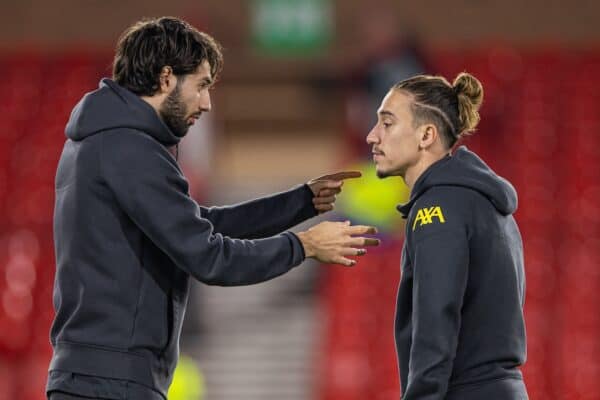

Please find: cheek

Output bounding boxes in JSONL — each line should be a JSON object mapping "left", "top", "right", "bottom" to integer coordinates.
{"left": 181, "top": 93, "right": 197, "bottom": 112}
{"left": 180, "top": 86, "right": 197, "bottom": 103}
{"left": 386, "top": 128, "right": 416, "bottom": 160}
{"left": 386, "top": 129, "right": 406, "bottom": 150}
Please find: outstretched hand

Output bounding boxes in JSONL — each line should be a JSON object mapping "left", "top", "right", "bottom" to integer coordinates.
{"left": 297, "top": 220, "right": 380, "bottom": 267}
{"left": 307, "top": 171, "right": 362, "bottom": 214}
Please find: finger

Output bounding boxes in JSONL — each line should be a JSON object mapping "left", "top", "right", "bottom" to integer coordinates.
{"left": 308, "top": 180, "right": 342, "bottom": 196}
{"left": 313, "top": 195, "right": 336, "bottom": 205}
{"left": 348, "top": 237, "right": 381, "bottom": 247}
{"left": 363, "top": 238, "right": 380, "bottom": 246}
{"left": 347, "top": 225, "right": 378, "bottom": 235}
{"left": 320, "top": 171, "right": 362, "bottom": 181}
{"left": 315, "top": 204, "right": 334, "bottom": 213}
{"left": 321, "top": 180, "right": 343, "bottom": 189}
{"left": 332, "top": 256, "right": 356, "bottom": 267}
{"left": 318, "top": 188, "right": 341, "bottom": 197}
{"left": 340, "top": 247, "right": 367, "bottom": 256}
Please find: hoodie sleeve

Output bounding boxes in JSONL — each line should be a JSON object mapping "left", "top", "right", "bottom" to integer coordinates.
{"left": 100, "top": 130, "right": 305, "bottom": 286}
{"left": 198, "top": 184, "right": 318, "bottom": 239}
{"left": 402, "top": 189, "right": 470, "bottom": 400}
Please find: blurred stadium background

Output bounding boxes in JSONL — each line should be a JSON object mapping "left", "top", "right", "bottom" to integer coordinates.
{"left": 0, "top": 0, "right": 599, "bottom": 399}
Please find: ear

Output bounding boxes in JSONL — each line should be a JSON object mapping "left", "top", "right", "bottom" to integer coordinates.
{"left": 158, "top": 66, "right": 177, "bottom": 94}
{"left": 418, "top": 124, "right": 438, "bottom": 149}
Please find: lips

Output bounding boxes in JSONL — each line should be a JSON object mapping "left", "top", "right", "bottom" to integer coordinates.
{"left": 187, "top": 114, "right": 201, "bottom": 125}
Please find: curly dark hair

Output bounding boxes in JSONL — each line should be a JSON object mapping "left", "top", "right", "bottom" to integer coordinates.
{"left": 112, "top": 16, "right": 224, "bottom": 96}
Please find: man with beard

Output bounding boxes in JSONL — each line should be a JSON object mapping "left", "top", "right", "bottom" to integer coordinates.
{"left": 47, "top": 17, "right": 379, "bottom": 400}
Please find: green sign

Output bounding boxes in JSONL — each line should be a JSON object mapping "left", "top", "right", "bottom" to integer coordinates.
{"left": 252, "top": 0, "right": 333, "bottom": 55}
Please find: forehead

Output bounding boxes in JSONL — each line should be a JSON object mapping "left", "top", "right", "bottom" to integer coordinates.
{"left": 379, "top": 89, "right": 413, "bottom": 117}
{"left": 188, "top": 60, "right": 212, "bottom": 81}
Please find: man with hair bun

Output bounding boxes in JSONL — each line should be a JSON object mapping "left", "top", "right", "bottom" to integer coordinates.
{"left": 367, "top": 73, "right": 528, "bottom": 399}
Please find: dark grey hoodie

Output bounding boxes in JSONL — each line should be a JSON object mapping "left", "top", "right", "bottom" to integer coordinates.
{"left": 47, "top": 79, "right": 316, "bottom": 398}
{"left": 395, "top": 147, "right": 528, "bottom": 400}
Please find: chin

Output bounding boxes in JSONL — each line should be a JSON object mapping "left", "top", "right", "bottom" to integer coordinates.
{"left": 174, "top": 125, "right": 191, "bottom": 138}
{"left": 376, "top": 165, "right": 405, "bottom": 179}
{"left": 376, "top": 168, "right": 391, "bottom": 179}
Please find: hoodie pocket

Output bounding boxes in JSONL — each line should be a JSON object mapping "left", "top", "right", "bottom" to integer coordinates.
{"left": 164, "top": 289, "right": 174, "bottom": 353}
{"left": 130, "top": 272, "right": 170, "bottom": 351}
{"left": 133, "top": 242, "right": 174, "bottom": 351}
{"left": 160, "top": 269, "right": 190, "bottom": 363}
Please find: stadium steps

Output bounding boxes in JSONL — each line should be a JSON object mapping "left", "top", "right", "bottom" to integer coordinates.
{"left": 184, "top": 254, "right": 321, "bottom": 400}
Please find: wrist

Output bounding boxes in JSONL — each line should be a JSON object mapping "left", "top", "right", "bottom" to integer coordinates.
{"left": 305, "top": 181, "right": 318, "bottom": 197}
{"left": 296, "top": 231, "right": 316, "bottom": 258}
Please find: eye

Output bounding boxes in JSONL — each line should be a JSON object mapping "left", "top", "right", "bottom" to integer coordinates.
{"left": 383, "top": 122, "right": 392, "bottom": 128}
{"left": 199, "top": 83, "right": 215, "bottom": 93}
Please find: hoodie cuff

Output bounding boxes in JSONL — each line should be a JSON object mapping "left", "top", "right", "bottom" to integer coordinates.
{"left": 300, "top": 184, "right": 319, "bottom": 218}
{"left": 282, "top": 231, "right": 306, "bottom": 265}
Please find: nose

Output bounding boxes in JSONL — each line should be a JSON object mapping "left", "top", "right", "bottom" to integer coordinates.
{"left": 200, "top": 90, "right": 211, "bottom": 112}
{"left": 366, "top": 125, "right": 379, "bottom": 144}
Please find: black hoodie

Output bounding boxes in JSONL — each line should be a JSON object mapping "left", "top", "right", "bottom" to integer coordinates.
{"left": 47, "top": 79, "right": 317, "bottom": 398}
{"left": 395, "top": 147, "right": 527, "bottom": 400}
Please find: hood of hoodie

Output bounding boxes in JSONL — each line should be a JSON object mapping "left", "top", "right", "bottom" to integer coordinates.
{"left": 397, "top": 146, "right": 517, "bottom": 217}
{"left": 65, "top": 78, "right": 181, "bottom": 146}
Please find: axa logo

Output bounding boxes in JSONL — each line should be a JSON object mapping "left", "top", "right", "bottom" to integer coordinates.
{"left": 412, "top": 206, "right": 446, "bottom": 231}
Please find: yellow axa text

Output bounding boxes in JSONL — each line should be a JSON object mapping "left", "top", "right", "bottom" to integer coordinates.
{"left": 412, "top": 206, "right": 446, "bottom": 231}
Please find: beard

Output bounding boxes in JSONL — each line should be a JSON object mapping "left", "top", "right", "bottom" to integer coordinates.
{"left": 159, "top": 82, "right": 190, "bottom": 138}
{"left": 376, "top": 163, "right": 406, "bottom": 179}
{"left": 376, "top": 170, "right": 391, "bottom": 179}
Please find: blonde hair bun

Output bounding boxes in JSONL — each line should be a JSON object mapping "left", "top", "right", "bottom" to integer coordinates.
{"left": 453, "top": 72, "right": 484, "bottom": 135}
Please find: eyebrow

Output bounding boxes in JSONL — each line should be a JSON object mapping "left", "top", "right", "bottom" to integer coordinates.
{"left": 378, "top": 110, "right": 396, "bottom": 118}
{"left": 199, "top": 77, "right": 213, "bottom": 86}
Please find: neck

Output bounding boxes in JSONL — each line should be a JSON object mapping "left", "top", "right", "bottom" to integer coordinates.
{"left": 403, "top": 151, "right": 449, "bottom": 190}
{"left": 141, "top": 95, "right": 162, "bottom": 115}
